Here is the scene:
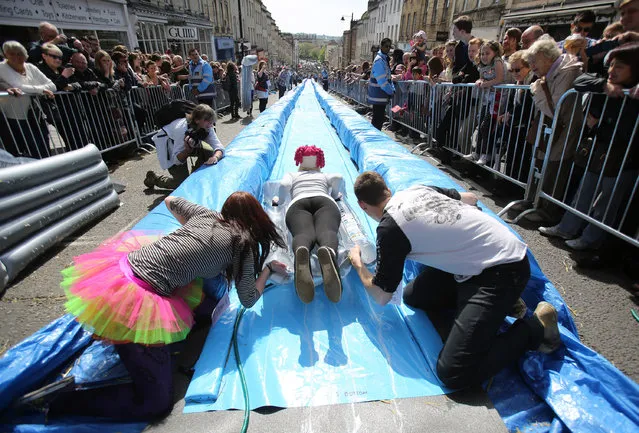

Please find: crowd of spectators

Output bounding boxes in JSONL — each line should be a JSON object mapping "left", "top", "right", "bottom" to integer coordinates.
{"left": 0, "top": 20, "right": 298, "bottom": 159}
{"left": 330, "top": 0, "right": 639, "bottom": 262}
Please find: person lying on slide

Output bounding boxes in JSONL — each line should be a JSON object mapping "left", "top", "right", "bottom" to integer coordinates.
{"left": 273, "top": 145, "right": 345, "bottom": 303}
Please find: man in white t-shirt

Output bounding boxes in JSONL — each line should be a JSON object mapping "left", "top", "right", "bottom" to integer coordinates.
{"left": 348, "top": 171, "right": 561, "bottom": 389}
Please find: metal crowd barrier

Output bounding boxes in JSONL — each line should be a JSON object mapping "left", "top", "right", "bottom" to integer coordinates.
{"left": 181, "top": 81, "right": 231, "bottom": 113}
{"left": 329, "top": 79, "right": 639, "bottom": 248}
{"left": 1, "top": 89, "right": 138, "bottom": 158}
{"left": 390, "top": 80, "right": 432, "bottom": 137}
{"left": 0, "top": 81, "right": 234, "bottom": 159}
{"left": 526, "top": 89, "right": 638, "bottom": 247}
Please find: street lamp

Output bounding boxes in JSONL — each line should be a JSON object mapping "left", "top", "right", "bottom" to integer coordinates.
{"left": 340, "top": 13, "right": 354, "bottom": 65}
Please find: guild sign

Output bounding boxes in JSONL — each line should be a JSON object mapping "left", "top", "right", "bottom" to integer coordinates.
{"left": 167, "top": 26, "right": 198, "bottom": 40}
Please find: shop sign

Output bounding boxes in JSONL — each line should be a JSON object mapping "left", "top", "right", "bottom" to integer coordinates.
{"left": 216, "top": 38, "right": 234, "bottom": 50}
{"left": 0, "top": 0, "right": 125, "bottom": 27}
{"left": 167, "top": 26, "right": 198, "bottom": 40}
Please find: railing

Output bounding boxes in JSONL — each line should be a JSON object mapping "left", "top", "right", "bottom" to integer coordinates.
{"left": 330, "top": 79, "right": 639, "bottom": 248}
{"left": 0, "top": 81, "right": 233, "bottom": 159}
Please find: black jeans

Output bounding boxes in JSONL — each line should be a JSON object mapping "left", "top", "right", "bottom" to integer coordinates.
{"left": 403, "top": 257, "right": 543, "bottom": 389}
{"left": 371, "top": 104, "right": 386, "bottom": 130}
{"left": 285, "top": 196, "right": 341, "bottom": 255}
{"left": 229, "top": 88, "right": 240, "bottom": 115}
{"left": 278, "top": 85, "right": 286, "bottom": 98}
{"left": 259, "top": 98, "right": 268, "bottom": 112}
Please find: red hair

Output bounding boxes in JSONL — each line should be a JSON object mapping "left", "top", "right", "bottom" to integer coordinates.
{"left": 294, "top": 145, "right": 325, "bottom": 168}
{"left": 218, "top": 192, "right": 285, "bottom": 287}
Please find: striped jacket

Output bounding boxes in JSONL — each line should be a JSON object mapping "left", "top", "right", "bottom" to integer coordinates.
{"left": 368, "top": 51, "right": 394, "bottom": 105}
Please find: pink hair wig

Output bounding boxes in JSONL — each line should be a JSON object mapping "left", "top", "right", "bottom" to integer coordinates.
{"left": 294, "top": 145, "right": 325, "bottom": 168}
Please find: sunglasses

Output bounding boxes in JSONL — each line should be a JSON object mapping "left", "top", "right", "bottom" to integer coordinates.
{"left": 46, "top": 53, "right": 63, "bottom": 60}
{"left": 510, "top": 68, "right": 523, "bottom": 73}
{"left": 574, "top": 25, "right": 593, "bottom": 33}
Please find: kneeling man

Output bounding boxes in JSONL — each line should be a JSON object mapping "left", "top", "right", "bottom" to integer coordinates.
{"left": 349, "top": 171, "right": 561, "bottom": 389}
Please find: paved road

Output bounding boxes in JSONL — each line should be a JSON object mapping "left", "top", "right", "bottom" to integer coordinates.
{"left": 1, "top": 87, "right": 637, "bottom": 396}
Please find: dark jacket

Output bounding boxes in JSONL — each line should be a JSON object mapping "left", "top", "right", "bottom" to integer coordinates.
{"left": 68, "top": 68, "right": 102, "bottom": 92}
{"left": 226, "top": 68, "right": 239, "bottom": 92}
{"left": 573, "top": 73, "right": 639, "bottom": 175}
{"left": 452, "top": 61, "right": 479, "bottom": 84}
{"left": 28, "top": 40, "right": 76, "bottom": 64}
{"left": 114, "top": 68, "right": 139, "bottom": 92}
{"left": 37, "top": 62, "right": 71, "bottom": 91}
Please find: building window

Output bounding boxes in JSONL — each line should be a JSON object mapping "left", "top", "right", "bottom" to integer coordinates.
{"left": 431, "top": 0, "right": 438, "bottom": 24}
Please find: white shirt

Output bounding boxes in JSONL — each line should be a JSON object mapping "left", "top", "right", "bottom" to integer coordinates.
{"left": 279, "top": 171, "right": 344, "bottom": 211}
{"left": 384, "top": 185, "right": 527, "bottom": 278}
{"left": 152, "top": 118, "right": 224, "bottom": 169}
{"left": 0, "top": 62, "right": 56, "bottom": 119}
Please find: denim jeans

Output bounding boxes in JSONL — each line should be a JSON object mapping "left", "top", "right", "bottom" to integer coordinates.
{"left": 558, "top": 169, "right": 638, "bottom": 246}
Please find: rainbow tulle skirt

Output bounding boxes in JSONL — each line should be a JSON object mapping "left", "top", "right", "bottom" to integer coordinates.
{"left": 62, "top": 231, "right": 204, "bottom": 346}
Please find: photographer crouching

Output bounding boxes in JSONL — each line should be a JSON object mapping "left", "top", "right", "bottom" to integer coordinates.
{"left": 145, "top": 104, "right": 224, "bottom": 190}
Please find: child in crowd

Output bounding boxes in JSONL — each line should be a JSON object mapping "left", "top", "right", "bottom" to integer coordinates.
{"left": 412, "top": 30, "right": 428, "bottom": 63}
{"left": 468, "top": 40, "right": 505, "bottom": 165}
{"left": 412, "top": 67, "right": 424, "bottom": 81}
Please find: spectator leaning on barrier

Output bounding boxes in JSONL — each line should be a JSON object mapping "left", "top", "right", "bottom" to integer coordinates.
{"left": 521, "top": 25, "right": 544, "bottom": 50}
{"left": 68, "top": 52, "right": 101, "bottom": 94}
{"left": 37, "top": 43, "right": 74, "bottom": 91}
{"left": 368, "top": 38, "right": 395, "bottom": 131}
{"left": 187, "top": 48, "right": 216, "bottom": 108}
{"left": 27, "top": 21, "right": 80, "bottom": 64}
{"left": 145, "top": 104, "right": 224, "bottom": 190}
{"left": 171, "top": 56, "right": 189, "bottom": 87}
{"left": 539, "top": 43, "right": 639, "bottom": 250}
{"left": 525, "top": 37, "right": 583, "bottom": 223}
{"left": 0, "top": 40, "right": 55, "bottom": 158}
{"left": 497, "top": 50, "right": 538, "bottom": 182}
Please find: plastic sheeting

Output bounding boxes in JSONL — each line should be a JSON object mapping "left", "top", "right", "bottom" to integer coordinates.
{"left": 184, "top": 81, "right": 448, "bottom": 413}
{"left": 311, "top": 81, "right": 639, "bottom": 433}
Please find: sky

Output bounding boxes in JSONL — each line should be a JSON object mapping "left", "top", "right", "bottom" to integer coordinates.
{"left": 262, "top": 0, "right": 369, "bottom": 38}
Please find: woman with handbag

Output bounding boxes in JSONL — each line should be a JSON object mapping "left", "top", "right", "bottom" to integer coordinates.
{"left": 538, "top": 44, "right": 639, "bottom": 250}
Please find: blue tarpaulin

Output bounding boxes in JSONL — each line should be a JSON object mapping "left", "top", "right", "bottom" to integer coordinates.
{"left": 1, "top": 79, "right": 638, "bottom": 432}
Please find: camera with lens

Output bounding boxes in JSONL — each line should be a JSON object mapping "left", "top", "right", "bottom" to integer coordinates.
{"left": 185, "top": 127, "right": 208, "bottom": 147}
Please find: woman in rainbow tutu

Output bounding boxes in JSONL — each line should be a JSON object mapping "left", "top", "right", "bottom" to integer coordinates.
{"left": 48, "top": 192, "right": 287, "bottom": 420}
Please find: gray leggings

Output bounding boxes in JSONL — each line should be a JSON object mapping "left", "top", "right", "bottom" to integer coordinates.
{"left": 285, "top": 196, "right": 341, "bottom": 255}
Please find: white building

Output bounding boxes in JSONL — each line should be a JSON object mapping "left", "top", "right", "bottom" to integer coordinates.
{"left": 378, "top": 0, "right": 403, "bottom": 45}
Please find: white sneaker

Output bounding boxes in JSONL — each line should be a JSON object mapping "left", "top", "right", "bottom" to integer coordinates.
{"left": 463, "top": 152, "right": 478, "bottom": 161}
{"left": 538, "top": 225, "right": 572, "bottom": 240}
{"left": 477, "top": 154, "right": 487, "bottom": 165}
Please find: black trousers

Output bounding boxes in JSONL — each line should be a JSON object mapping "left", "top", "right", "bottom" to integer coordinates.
{"left": 285, "top": 196, "right": 340, "bottom": 256}
{"left": 229, "top": 88, "right": 240, "bottom": 115}
{"left": 322, "top": 80, "right": 329, "bottom": 91}
{"left": 278, "top": 85, "right": 286, "bottom": 98}
{"left": 371, "top": 104, "right": 386, "bottom": 130}
{"left": 403, "top": 257, "right": 543, "bottom": 389}
{"left": 259, "top": 98, "right": 268, "bottom": 112}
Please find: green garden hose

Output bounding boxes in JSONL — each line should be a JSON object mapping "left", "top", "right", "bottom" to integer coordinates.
{"left": 233, "top": 306, "right": 249, "bottom": 433}
{"left": 232, "top": 283, "right": 274, "bottom": 433}
{"left": 632, "top": 308, "right": 639, "bottom": 323}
